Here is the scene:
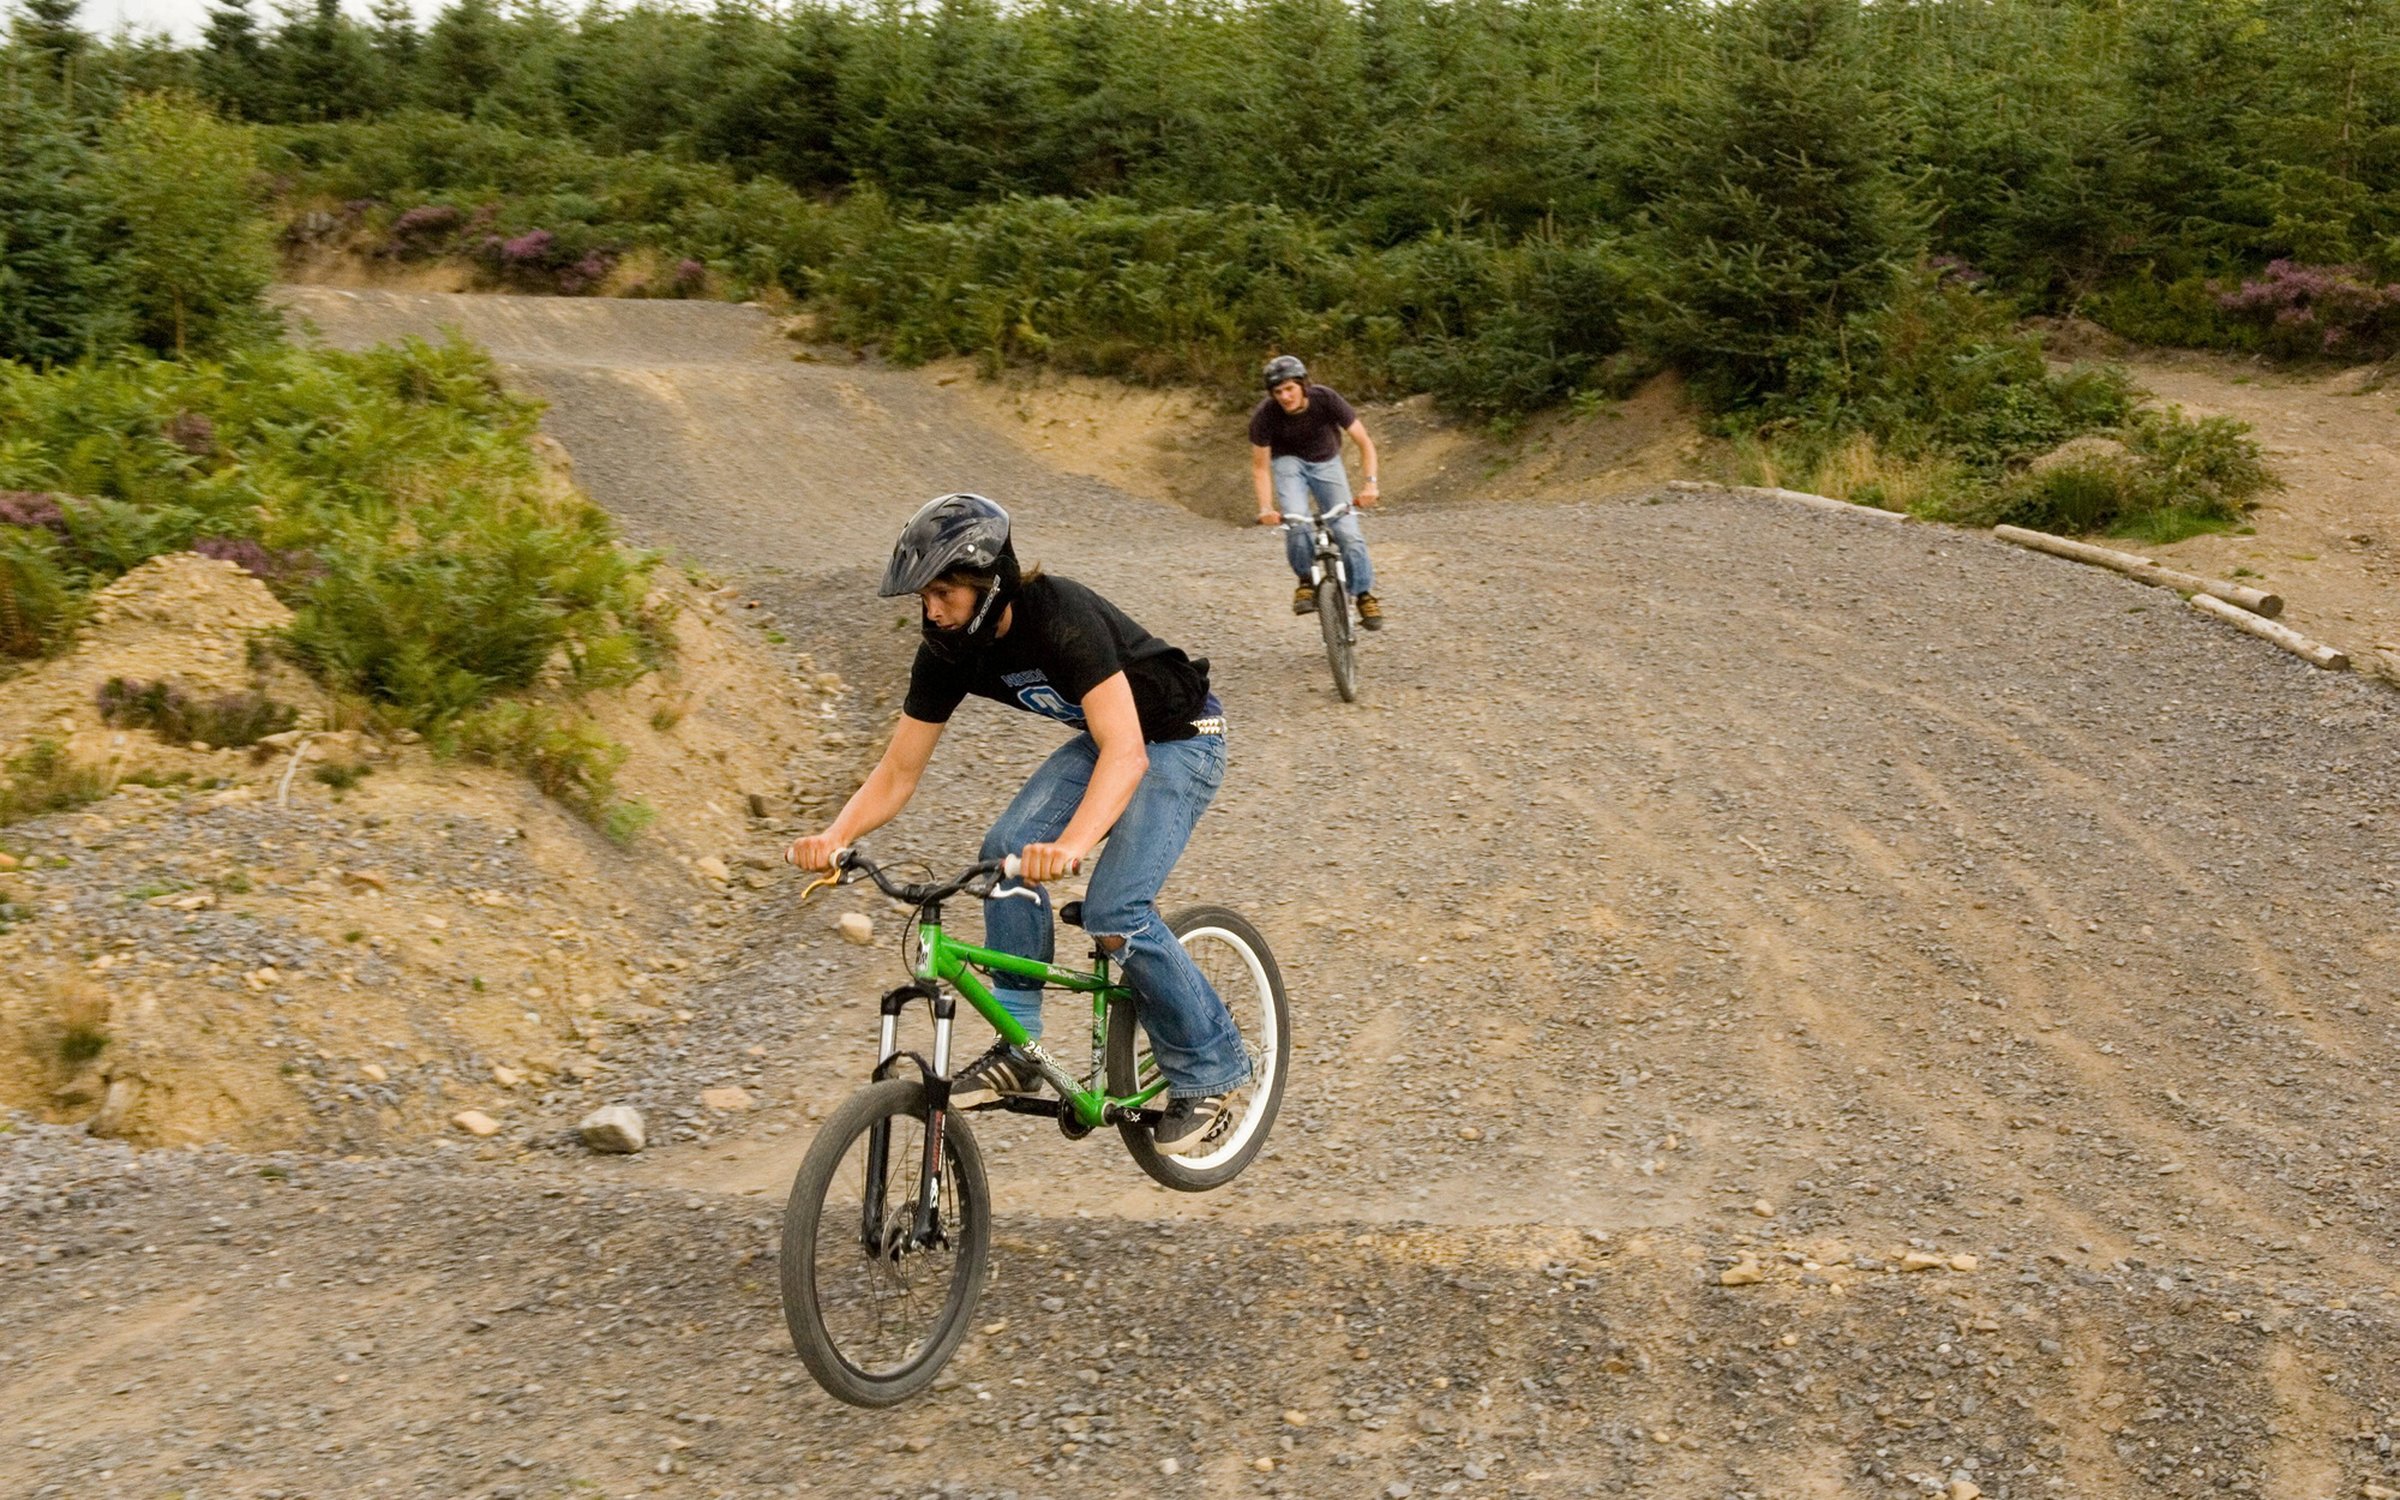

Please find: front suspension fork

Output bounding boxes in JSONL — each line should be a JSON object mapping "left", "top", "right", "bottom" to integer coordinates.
{"left": 862, "top": 983, "right": 957, "bottom": 1257}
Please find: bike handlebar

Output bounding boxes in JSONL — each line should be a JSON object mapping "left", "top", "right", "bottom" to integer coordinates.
{"left": 821, "top": 846, "right": 1018, "bottom": 907}
{"left": 1276, "top": 500, "right": 1354, "bottom": 533}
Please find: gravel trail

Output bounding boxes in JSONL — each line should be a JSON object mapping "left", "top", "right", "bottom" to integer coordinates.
{"left": 6, "top": 289, "right": 2398, "bottom": 1499}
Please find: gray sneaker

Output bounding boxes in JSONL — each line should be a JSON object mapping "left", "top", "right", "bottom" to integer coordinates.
{"left": 1152, "top": 1094, "right": 1233, "bottom": 1154}
{"left": 950, "top": 1041, "right": 1040, "bottom": 1109}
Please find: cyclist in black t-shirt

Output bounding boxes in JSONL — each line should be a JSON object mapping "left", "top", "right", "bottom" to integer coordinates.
{"left": 1250, "top": 354, "right": 1384, "bottom": 628}
{"left": 785, "top": 493, "right": 1248, "bottom": 1154}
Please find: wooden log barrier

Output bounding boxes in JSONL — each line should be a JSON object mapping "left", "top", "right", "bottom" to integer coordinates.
{"left": 2188, "top": 593, "right": 2349, "bottom": 671}
{"left": 1992, "top": 524, "right": 2284, "bottom": 617}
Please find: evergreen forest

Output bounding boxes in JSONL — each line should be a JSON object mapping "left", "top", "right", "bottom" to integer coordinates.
{"left": 5, "top": 0, "right": 2399, "bottom": 522}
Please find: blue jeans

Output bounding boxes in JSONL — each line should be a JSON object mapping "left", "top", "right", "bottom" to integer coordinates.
{"left": 1273, "top": 455, "right": 1374, "bottom": 595}
{"left": 977, "top": 731, "right": 1250, "bottom": 1098}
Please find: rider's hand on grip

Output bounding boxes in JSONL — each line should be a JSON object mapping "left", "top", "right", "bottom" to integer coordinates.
{"left": 1016, "top": 843, "right": 1082, "bottom": 883}
{"left": 785, "top": 832, "right": 845, "bottom": 872}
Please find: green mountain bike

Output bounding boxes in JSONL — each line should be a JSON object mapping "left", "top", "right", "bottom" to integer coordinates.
{"left": 779, "top": 847, "right": 1290, "bottom": 1407}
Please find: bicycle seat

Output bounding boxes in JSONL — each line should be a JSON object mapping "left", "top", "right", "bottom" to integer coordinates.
{"left": 1058, "top": 900, "right": 1085, "bottom": 929}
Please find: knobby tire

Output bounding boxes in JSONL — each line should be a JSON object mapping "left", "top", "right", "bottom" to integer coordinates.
{"left": 780, "top": 1077, "right": 990, "bottom": 1407}
{"left": 1317, "top": 572, "right": 1358, "bottom": 702}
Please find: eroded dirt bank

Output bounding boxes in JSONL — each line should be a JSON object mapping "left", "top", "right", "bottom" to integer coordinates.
{"left": 4, "top": 290, "right": 2398, "bottom": 1500}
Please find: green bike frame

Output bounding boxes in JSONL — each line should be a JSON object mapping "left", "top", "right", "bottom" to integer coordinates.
{"left": 888, "top": 914, "right": 1169, "bottom": 1130}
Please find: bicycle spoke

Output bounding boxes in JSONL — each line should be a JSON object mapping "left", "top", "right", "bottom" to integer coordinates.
{"left": 811, "top": 1113, "right": 962, "bottom": 1377}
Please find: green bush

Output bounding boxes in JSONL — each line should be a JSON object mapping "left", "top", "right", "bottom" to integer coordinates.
{"left": 259, "top": 113, "right": 861, "bottom": 299}
{"left": 0, "top": 92, "right": 132, "bottom": 367}
{"left": 2080, "top": 275, "right": 2264, "bottom": 354}
{"left": 0, "top": 338, "right": 666, "bottom": 739}
{"left": 95, "top": 677, "right": 298, "bottom": 747}
{"left": 100, "top": 93, "right": 277, "bottom": 358}
{"left": 1993, "top": 407, "right": 2278, "bottom": 540}
{"left": 1767, "top": 269, "right": 2137, "bottom": 473}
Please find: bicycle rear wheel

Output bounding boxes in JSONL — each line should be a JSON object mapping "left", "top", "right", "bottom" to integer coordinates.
{"left": 1107, "top": 905, "right": 1290, "bottom": 1191}
{"left": 780, "top": 1078, "right": 990, "bottom": 1407}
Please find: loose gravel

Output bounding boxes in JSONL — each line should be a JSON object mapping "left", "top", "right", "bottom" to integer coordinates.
{"left": 10, "top": 289, "right": 2400, "bottom": 1499}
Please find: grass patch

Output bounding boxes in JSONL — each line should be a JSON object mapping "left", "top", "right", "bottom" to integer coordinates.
{"left": 97, "top": 677, "right": 297, "bottom": 748}
{"left": 0, "top": 740, "right": 114, "bottom": 826}
{"left": 54, "top": 984, "right": 111, "bottom": 1069}
{"left": 599, "top": 798, "right": 657, "bottom": 848}
{"left": 311, "top": 760, "right": 372, "bottom": 793}
{"left": 444, "top": 700, "right": 649, "bottom": 840}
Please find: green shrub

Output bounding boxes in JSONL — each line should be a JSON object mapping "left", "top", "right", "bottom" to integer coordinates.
{"left": 311, "top": 760, "right": 371, "bottom": 792}
{"left": 1993, "top": 407, "right": 2278, "bottom": 540}
{"left": 0, "top": 339, "right": 666, "bottom": 738}
{"left": 1768, "top": 269, "right": 2137, "bottom": 474}
{"left": 0, "top": 740, "right": 114, "bottom": 826}
{"left": 95, "top": 677, "right": 298, "bottom": 748}
{"left": 2081, "top": 275, "right": 2263, "bottom": 354}
{"left": 58, "top": 1017, "right": 110, "bottom": 1067}
{"left": 0, "top": 528, "right": 81, "bottom": 658}
{"left": 258, "top": 113, "right": 863, "bottom": 299}
{"left": 0, "top": 91, "right": 133, "bottom": 367}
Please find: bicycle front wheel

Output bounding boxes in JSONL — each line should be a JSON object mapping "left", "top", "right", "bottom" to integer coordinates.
{"left": 1317, "top": 573, "right": 1358, "bottom": 702}
{"left": 1107, "top": 905, "right": 1291, "bottom": 1191}
{"left": 779, "top": 1078, "right": 990, "bottom": 1407}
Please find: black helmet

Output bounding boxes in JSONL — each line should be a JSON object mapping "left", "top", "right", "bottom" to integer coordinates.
{"left": 1261, "top": 354, "right": 1308, "bottom": 392}
{"left": 880, "top": 492, "right": 1014, "bottom": 596}
{"left": 882, "top": 493, "right": 1021, "bottom": 664}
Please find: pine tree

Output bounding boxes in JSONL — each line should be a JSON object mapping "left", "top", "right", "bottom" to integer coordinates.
{"left": 1638, "top": 0, "right": 1922, "bottom": 405}
{"left": 0, "top": 88, "right": 130, "bottom": 365}
{"left": 98, "top": 92, "right": 273, "bottom": 357}
{"left": 267, "top": 0, "right": 377, "bottom": 121}
{"left": 422, "top": 0, "right": 506, "bottom": 115}
{"left": 368, "top": 0, "right": 422, "bottom": 110}
{"left": 198, "top": 0, "right": 272, "bottom": 118}
{"left": 12, "top": 0, "right": 90, "bottom": 102}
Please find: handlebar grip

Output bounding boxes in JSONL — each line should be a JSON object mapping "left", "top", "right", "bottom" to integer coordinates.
{"left": 1001, "top": 853, "right": 1023, "bottom": 880}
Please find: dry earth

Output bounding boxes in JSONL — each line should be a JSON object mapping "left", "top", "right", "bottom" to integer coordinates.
{"left": 2118, "top": 355, "right": 2400, "bottom": 675}
{"left": 5, "top": 290, "right": 2400, "bottom": 1500}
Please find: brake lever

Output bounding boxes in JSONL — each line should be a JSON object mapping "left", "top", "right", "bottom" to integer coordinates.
{"left": 986, "top": 879, "right": 1046, "bottom": 907}
{"left": 794, "top": 844, "right": 857, "bottom": 903}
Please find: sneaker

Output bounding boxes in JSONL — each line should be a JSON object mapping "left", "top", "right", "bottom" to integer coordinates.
{"left": 1152, "top": 1094, "right": 1234, "bottom": 1154}
{"left": 949, "top": 1040, "right": 1041, "bottom": 1109}
{"left": 1292, "top": 583, "right": 1317, "bottom": 615}
{"left": 1357, "top": 593, "right": 1385, "bottom": 630}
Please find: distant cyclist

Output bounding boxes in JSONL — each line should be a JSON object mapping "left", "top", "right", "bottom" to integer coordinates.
{"left": 1250, "top": 354, "right": 1385, "bottom": 628}
{"left": 784, "top": 493, "right": 1249, "bottom": 1153}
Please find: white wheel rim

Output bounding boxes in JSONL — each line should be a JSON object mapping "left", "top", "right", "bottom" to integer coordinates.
{"left": 1159, "top": 925, "right": 1280, "bottom": 1168}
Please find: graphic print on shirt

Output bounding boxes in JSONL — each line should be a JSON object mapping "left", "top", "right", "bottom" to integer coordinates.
{"left": 1003, "top": 668, "right": 1086, "bottom": 725}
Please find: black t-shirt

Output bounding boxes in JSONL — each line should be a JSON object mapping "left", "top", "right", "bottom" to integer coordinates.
{"left": 1248, "top": 384, "right": 1358, "bottom": 463}
{"left": 902, "top": 575, "right": 1214, "bottom": 742}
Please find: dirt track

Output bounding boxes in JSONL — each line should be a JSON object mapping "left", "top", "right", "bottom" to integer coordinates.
{"left": 7, "top": 290, "right": 2400, "bottom": 1499}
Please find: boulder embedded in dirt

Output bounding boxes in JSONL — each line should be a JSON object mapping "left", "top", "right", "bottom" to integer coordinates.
{"left": 578, "top": 1105, "right": 646, "bottom": 1154}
